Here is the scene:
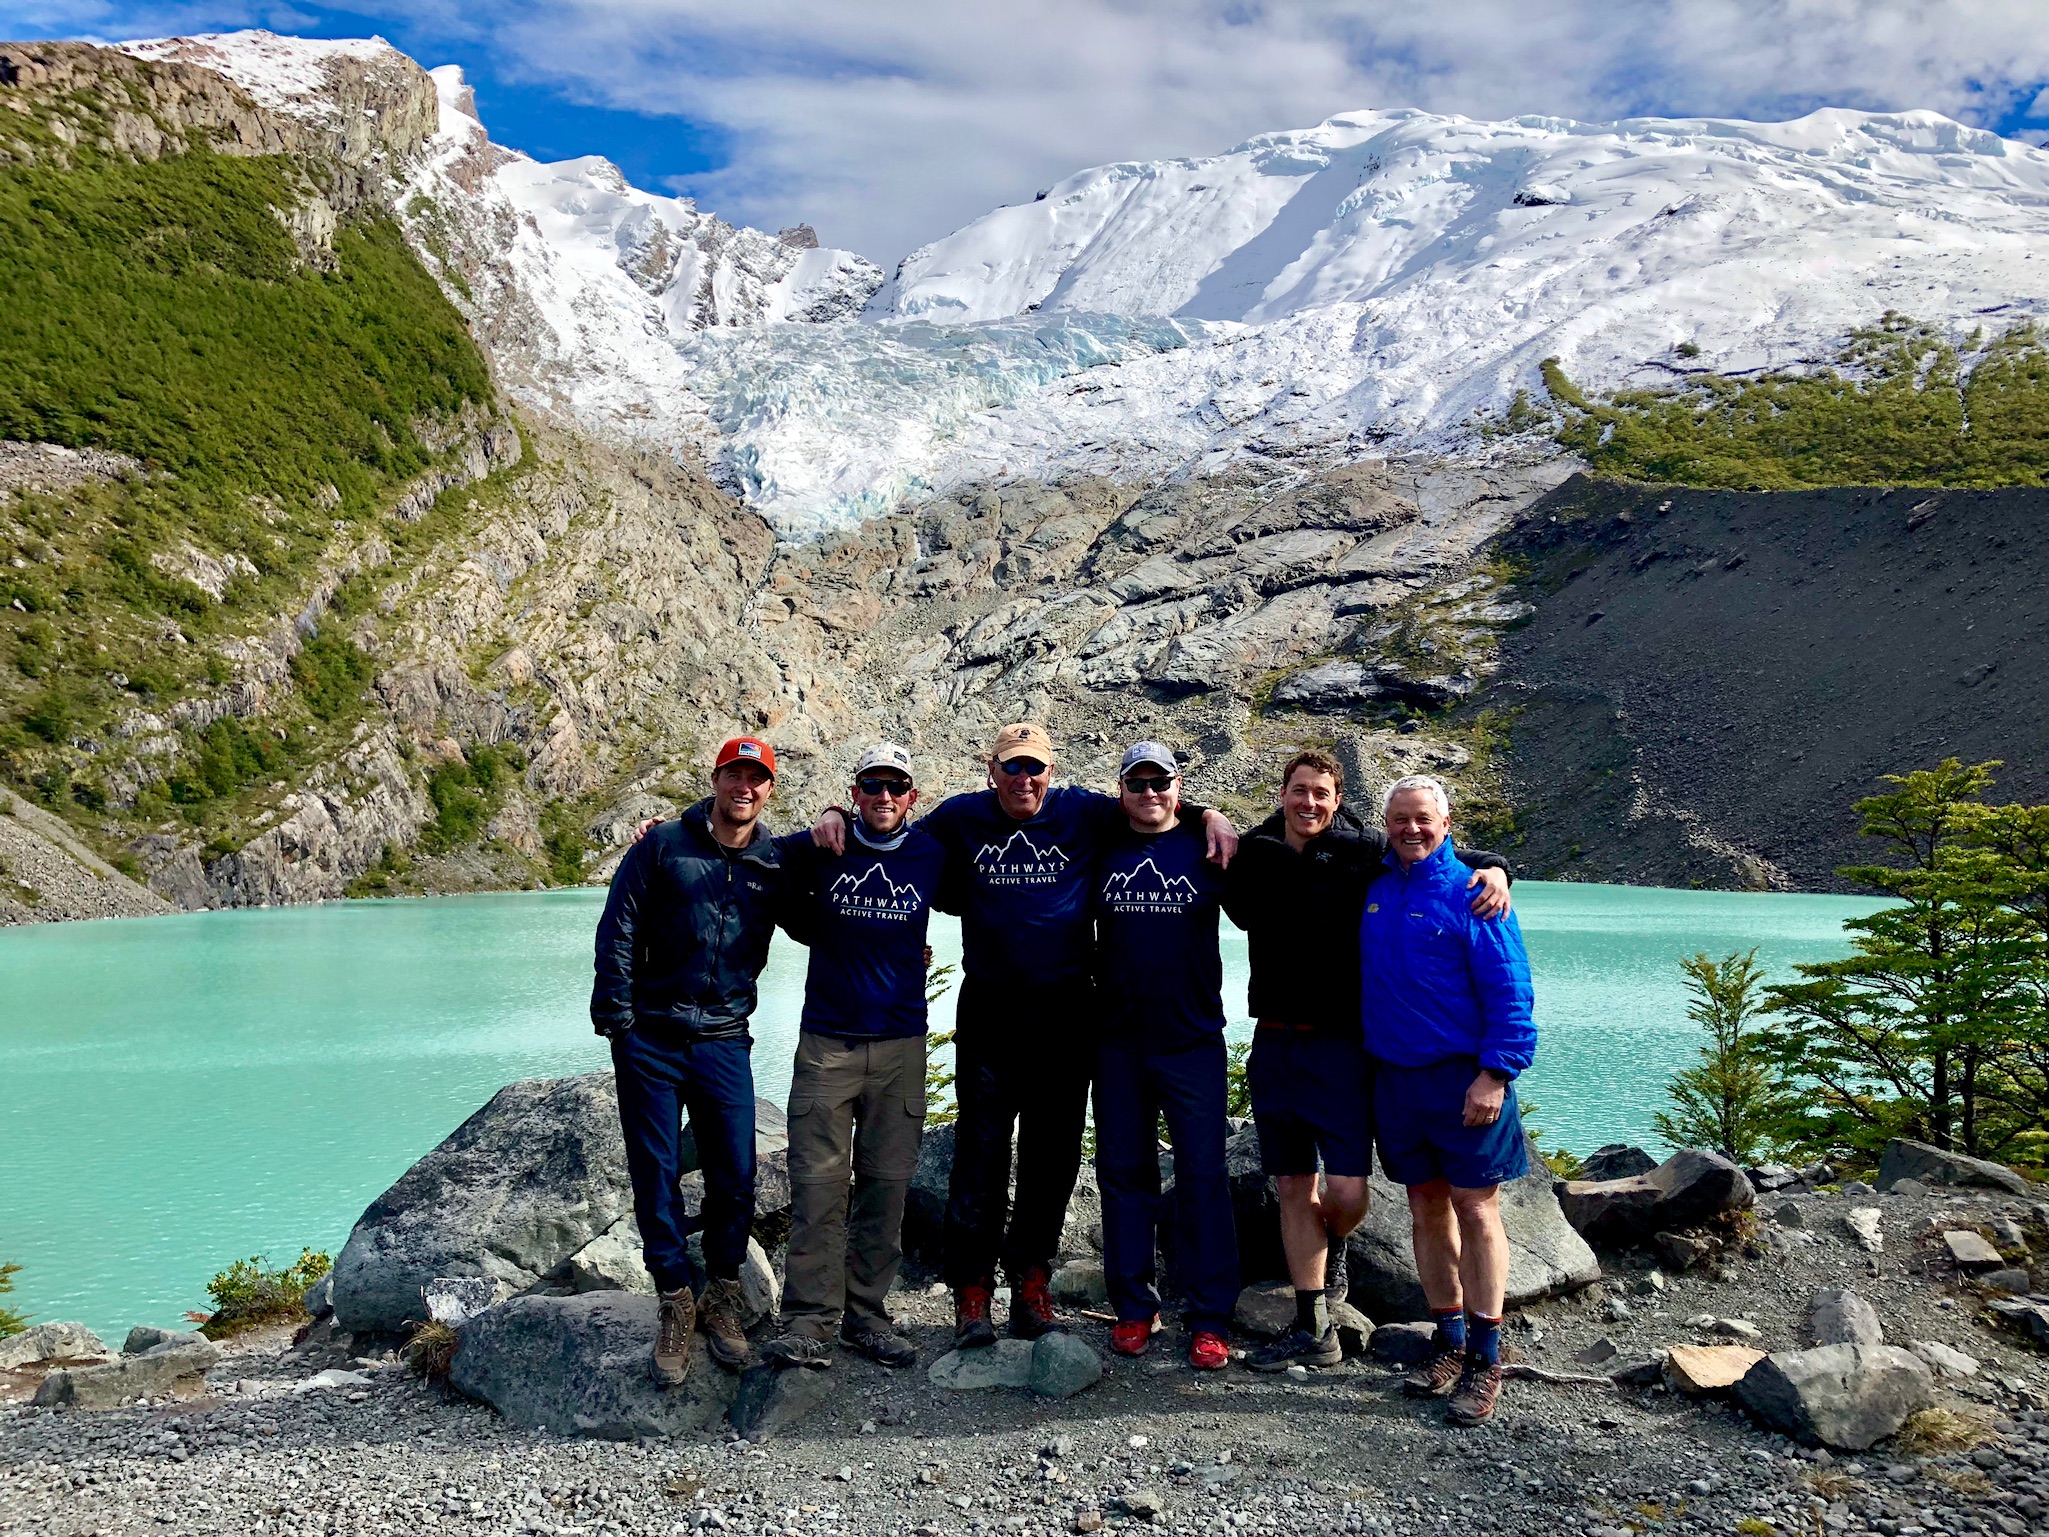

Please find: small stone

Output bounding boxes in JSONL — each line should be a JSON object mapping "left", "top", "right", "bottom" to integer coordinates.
{"left": 1982, "top": 1267, "right": 2032, "bottom": 1294}
{"left": 1888, "top": 1178, "right": 1929, "bottom": 1198}
{"left": 1632, "top": 1272, "right": 1666, "bottom": 1296}
{"left": 1842, "top": 1181, "right": 1876, "bottom": 1196}
{"left": 1231, "top": 1281, "right": 1296, "bottom": 1340}
{"left": 1605, "top": 1297, "right": 1633, "bottom": 1321}
{"left": 930, "top": 1338, "right": 1035, "bottom": 1391}
{"left": 1127, "top": 1434, "right": 1150, "bottom": 1449}
{"left": 1772, "top": 1200, "right": 1806, "bottom": 1229}
{"left": 1284, "top": 1364, "right": 1309, "bottom": 1382}
{"left": 1712, "top": 1318, "right": 1762, "bottom": 1340}
{"left": 1808, "top": 1288, "right": 1884, "bottom": 1348}
{"left": 1026, "top": 1332, "right": 1102, "bottom": 1400}
{"left": 1575, "top": 1337, "right": 1620, "bottom": 1365}
{"left": 1843, "top": 1208, "right": 1884, "bottom": 1252}
{"left": 1990, "top": 1214, "right": 2028, "bottom": 1249}
{"left": 1119, "top": 1490, "right": 1163, "bottom": 1519}
{"left": 1043, "top": 1434, "right": 1073, "bottom": 1459}
{"left": 1049, "top": 1261, "right": 1109, "bottom": 1309}
{"left": 1664, "top": 1344, "right": 1767, "bottom": 1395}
{"left": 1074, "top": 1511, "right": 1104, "bottom": 1534}
{"left": 1368, "top": 1321, "right": 1436, "bottom": 1365}
{"left": 1944, "top": 1229, "right": 2004, "bottom": 1269}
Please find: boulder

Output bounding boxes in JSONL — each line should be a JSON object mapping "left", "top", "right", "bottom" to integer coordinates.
{"left": 1989, "top": 1296, "right": 2049, "bottom": 1346}
{"left": 1050, "top": 1260, "right": 1109, "bottom": 1310}
{"left": 1665, "top": 1344, "right": 1766, "bottom": 1395}
{"left": 562, "top": 1221, "right": 654, "bottom": 1294}
{"left": 683, "top": 1235, "right": 780, "bottom": 1328}
{"left": 1734, "top": 1344, "right": 1935, "bottom": 1450}
{"left": 1331, "top": 1302, "right": 1374, "bottom": 1359}
{"left": 1233, "top": 1282, "right": 1296, "bottom": 1340}
{"left": 0, "top": 1323, "right": 111, "bottom": 1371}
{"left": 1876, "top": 1138, "right": 2031, "bottom": 1196}
{"left": 1557, "top": 1149, "right": 1755, "bottom": 1246}
{"left": 424, "top": 1276, "right": 505, "bottom": 1325}
{"left": 729, "top": 1362, "right": 834, "bottom": 1442}
{"left": 1582, "top": 1145, "right": 1658, "bottom": 1182}
{"left": 678, "top": 1098, "right": 793, "bottom": 1220}
{"left": 1747, "top": 1164, "right": 1800, "bottom": 1193}
{"left": 1941, "top": 1229, "right": 2003, "bottom": 1270}
{"left": 303, "top": 1274, "right": 334, "bottom": 1319}
{"left": 1026, "top": 1332, "right": 1104, "bottom": 1399}
{"left": 1270, "top": 660, "right": 1475, "bottom": 712}
{"left": 1807, "top": 1288, "right": 1883, "bottom": 1348}
{"left": 904, "top": 1123, "right": 1100, "bottom": 1271}
{"left": 1842, "top": 1208, "right": 1884, "bottom": 1253}
{"left": 927, "top": 1334, "right": 1100, "bottom": 1398}
{"left": 1368, "top": 1321, "right": 1437, "bottom": 1365}
{"left": 33, "top": 1335, "right": 220, "bottom": 1409}
{"left": 1909, "top": 1341, "right": 1980, "bottom": 1378}
{"left": 1348, "top": 1142, "right": 1599, "bottom": 1320}
{"left": 1983, "top": 1267, "right": 2032, "bottom": 1294}
{"left": 1652, "top": 1230, "right": 1720, "bottom": 1272}
{"left": 331, "top": 1073, "right": 635, "bottom": 1334}
{"left": 122, "top": 1325, "right": 204, "bottom": 1355}
{"left": 447, "top": 1292, "right": 735, "bottom": 1438}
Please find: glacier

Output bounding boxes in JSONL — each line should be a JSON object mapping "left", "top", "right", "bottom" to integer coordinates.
{"left": 118, "top": 32, "right": 2049, "bottom": 536}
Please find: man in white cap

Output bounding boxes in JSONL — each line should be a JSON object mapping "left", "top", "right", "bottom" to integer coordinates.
{"left": 763, "top": 743, "right": 951, "bottom": 1370}
{"left": 815, "top": 723, "right": 1238, "bottom": 1348}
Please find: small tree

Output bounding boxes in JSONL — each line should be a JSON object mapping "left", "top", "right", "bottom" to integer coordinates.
{"left": 1654, "top": 949, "right": 1791, "bottom": 1163}
{"left": 0, "top": 1261, "right": 26, "bottom": 1339}
{"left": 924, "top": 961, "right": 958, "bottom": 1126}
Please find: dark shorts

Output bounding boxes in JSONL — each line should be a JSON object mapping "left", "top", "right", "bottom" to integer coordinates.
{"left": 1372, "top": 1056, "right": 1530, "bottom": 1190}
{"left": 1247, "top": 1028, "right": 1374, "bottom": 1178}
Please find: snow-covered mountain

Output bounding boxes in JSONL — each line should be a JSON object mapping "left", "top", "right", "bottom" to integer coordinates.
{"left": 115, "top": 33, "right": 2049, "bottom": 535}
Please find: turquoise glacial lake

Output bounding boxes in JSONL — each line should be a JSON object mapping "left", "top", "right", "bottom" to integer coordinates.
{"left": 0, "top": 882, "right": 1881, "bottom": 1341}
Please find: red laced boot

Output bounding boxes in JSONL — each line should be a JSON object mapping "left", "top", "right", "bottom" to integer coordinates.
{"left": 1009, "top": 1266, "right": 1064, "bottom": 1340}
{"left": 954, "top": 1284, "right": 996, "bottom": 1349}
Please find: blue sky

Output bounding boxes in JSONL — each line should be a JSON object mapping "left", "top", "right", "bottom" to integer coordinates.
{"left": 6, "top": 0, "right": 2049, "bottom": 261}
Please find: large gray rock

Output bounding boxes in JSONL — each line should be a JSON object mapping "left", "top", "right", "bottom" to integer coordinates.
{"left": 331, "top": 1073, "right": 634, "bottom": 1334}
{"left": 1734, "top": 1344, "right": 1934, "bottom": 1450}
{"left": 729, "top": 1362, "right": 834, "bottom": 1442}
{"left": 1807, "top": 1288, "right": 1883, "bottom": 1348}
{"left": 1557, "top": 1149, "right": 1755, "bottom": 1245}
{"left": 1582, "top": 1145, "right": 1658, "bottom": 1182}
{"left": 1026, "top": 1333, "right": 1103, "bottom": 1399}
{"left": 1347, "top": 1142, "right": 1600, "bottom": 1320}
{"left": 1270, "top": 660, "right": 1475, "bottom": 712}
{"left": 447, "top": 1292, "right": 735, "bottom": 1438}
{"left": 679, "top": 1098, "right": 792, "bottom": 1218}
{"left": 33, "top": 1336, "right": 220, "bottom": 1409}
{"left": 927, "top": 1335, "right": 1100, "bottom": 1398}
{"left": 0, "top": 1322, "right": 111, "bottom": 1371}
{"left": 1876, "top": 1138, "right": 2030, "bottom": 1196}
{"left": 121, "top": 1326, "right": 206, "bottom": 1355}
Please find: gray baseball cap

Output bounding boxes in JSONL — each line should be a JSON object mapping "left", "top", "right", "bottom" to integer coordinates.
{"left": 1119, "top": 740, "right": 1179, "bottom": 776}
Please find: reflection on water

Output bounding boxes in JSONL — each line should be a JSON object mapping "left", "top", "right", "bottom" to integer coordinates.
{"left": 0, "top": 881, "right": 1879, "bottom": 1338}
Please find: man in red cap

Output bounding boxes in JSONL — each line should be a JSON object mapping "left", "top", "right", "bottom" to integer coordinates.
{"left": 594, "top": 734, "right": 807, "bottom": 1386}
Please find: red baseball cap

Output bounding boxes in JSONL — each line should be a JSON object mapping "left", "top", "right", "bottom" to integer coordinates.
{"left": 713, "top": 736, "right": 777, "bottom": 778}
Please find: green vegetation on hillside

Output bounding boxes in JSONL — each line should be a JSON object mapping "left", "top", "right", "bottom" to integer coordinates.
{"left": 1537, "top": 314, "right": 2049, "bottom": 488}
{"left": 0, "top": 112, "right": 503, "bottom": 862}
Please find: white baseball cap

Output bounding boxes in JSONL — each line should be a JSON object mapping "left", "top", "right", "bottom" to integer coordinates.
{"left": 855, "top": 742, "right": 915, "bottom": 780}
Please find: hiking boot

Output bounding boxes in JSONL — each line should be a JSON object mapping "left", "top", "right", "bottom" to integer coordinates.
{"left": 1324, "top": 1242, "right": 1350, "bottom": 1305}
{"left": 1109, "top": 1317, "right": 1158, "bottom": 1357}
{"left": 1447, "top": 1360, "right": 1504, "bottom": 1426}
{"left": 700, "top": 1278, "right": 754, "bottom": 1372}
{"left": 839, "top": 1318, "right": 916, "bottom": 1369}
{"left": 1008, "top": 1266, "right": 1064, "bottom": 1340}
{"left": 954, "top": 1285, "right": 997, "bottom": 1349}
{"left": 762, "top": 1332, "right": 833, "bottom": 1370}
{"left": 652, "top": 1287, "right": 695, "bottom": 1387}
{"left": 1187, "top": 1330, "right": 1230, "bottom": 1372}
{"left": 1246, "top": 1327, "right": 1342, "bottom": 1372}
{"left": 1402, "top": 1340, "right": 1464, "bottom": 1397}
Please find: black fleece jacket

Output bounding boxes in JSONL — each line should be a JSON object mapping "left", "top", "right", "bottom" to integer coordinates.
{"left": 1220, "top": 807, "right": 1511, "bottom": 1035}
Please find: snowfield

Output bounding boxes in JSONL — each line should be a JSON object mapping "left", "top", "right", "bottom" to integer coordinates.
{"left": 120, "top": 33, "right": 2049, "bottom": 535}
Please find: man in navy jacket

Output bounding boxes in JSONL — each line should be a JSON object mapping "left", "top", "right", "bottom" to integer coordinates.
{"left": 1361, "top": 773, "right": 1536, "bottom": 1427}
{"left": 593, "top": 735, "right": 805, "bottom": 1385}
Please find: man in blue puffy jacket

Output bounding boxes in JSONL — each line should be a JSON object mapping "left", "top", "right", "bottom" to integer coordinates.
{"left": 1361, "top": 773, "right": 1535, "bottom": 1427}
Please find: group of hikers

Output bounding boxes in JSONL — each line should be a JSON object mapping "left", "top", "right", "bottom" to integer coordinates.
{"left": 591, "top": 723, "right": 1536, "bottom": 1427}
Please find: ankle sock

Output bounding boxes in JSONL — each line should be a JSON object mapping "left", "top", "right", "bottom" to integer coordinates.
{"left": 1431, "top": 1307, "right": 1466, "bottom": 1353}
{"left": 1466, "top": 1311, "right": 1502, "bottom": 1367}
{"left": 1294, "top": 1289, "right": 1330, "bottom": 1337}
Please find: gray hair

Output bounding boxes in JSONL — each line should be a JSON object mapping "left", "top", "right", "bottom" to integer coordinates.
{"left": 1381, "top": 774, "right": 1452, "bottom": 819}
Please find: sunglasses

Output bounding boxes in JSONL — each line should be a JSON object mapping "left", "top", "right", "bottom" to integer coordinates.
{"left": 1123, "top": 773, "right": 1177, "bottom": 795}
{"left": 997, "top": 758, "right": 1049, "bottom": 777}
{"left": 856, "top": 776, "right": 913, "bottom": 797}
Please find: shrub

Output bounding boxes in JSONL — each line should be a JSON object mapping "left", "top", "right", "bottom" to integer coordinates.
{"left": 0, "top": 1261, "right": 27, "bottom": 1338}
{"left": 199, "top": 1248, "right": 331, "bottom": 1339}
{"left": 1654, "top": 949, "right": 1794, "bottom": 1164}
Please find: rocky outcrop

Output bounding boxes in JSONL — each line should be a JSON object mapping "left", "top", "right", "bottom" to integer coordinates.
{"left": 1876, "top": 1138, "right": 2032, "bottom": 1196}
{"left": 1558, "top": 1149, "right": 1755, "bottom": 1246}
{"left": 331, "top": 1073, "right": 634, "bottom": 1334}
{"left": 447, "top": 1291, "right": 735, "bottom": 1438}
{"left": 1734, "top": 1344, "right": 1935, "bottom": 1450}
{"left": 0, "top": 788, "right": 171, "bottom": 926}
{"left": 32, "top": 1333, "right": 219, "bottom": 1409}
{"left": 0, "top": 1322, "right": 112, "bottom": 1371}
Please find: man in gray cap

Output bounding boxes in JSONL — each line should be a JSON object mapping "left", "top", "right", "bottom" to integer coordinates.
{"left": 763, "top": 743, "right": 954, "bottom": 1369}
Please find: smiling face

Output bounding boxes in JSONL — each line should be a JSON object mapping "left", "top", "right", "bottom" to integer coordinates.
{"left": 990, "top": 754, "right": 1052, "bottom": 820}
{"left": 711, "top": 760, "right": 774, "bottom": 838}
{"left": 1119, "top": 767, "right": 1180, "bottom": 832}
{"left": 852, "top": 773, "right": 918, "bottom": 835}
{"left": 1281, "top": 766, "right": 1340, "bottom": 850}
{"left": 1385, "top": 786, "right": 1450, "bottom": 866}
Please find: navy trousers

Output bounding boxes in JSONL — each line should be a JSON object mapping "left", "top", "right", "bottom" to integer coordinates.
{"left": 1093, "top": 1037, "right": 1239, "bottom": 1335}
{"left": 610, "top": 1028, "right": 756, "bottom": 1294}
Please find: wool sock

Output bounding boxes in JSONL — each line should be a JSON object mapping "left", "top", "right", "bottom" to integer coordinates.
{"left": 1431, "top": 1307, "right": 1466, "bottom": 1353}
{"left": 1466, "top": 1311, "right": 1503, "bottom": 1367}
{"left": 1294, "top": 1288, "right": 1330, "bottom": 1337}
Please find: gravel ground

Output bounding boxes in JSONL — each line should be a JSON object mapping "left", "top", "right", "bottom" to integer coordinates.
{"left": 7, "top": 1185, "right": 2049, "bottom": 1537}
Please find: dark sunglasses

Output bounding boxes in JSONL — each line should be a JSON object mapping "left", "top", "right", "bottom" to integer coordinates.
{"left": 1123, "top": 773, "right": 1177, "bottom": 795}
{"left": 997, "top": 758, "right": 1048, "bottom": 777}
{"left": 856, "top": 776, "right": 913, "bottom": 797}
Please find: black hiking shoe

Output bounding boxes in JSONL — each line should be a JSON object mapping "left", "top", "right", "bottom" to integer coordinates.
{"left": 762, "top": 1333, "right": 833, "bottom": 1370}
{"left": 1324, "top": 1243, "right": 1350, "bottom": 1305}
{"left": 839, "top": 1318, "right": 916, "bottom": 1368}
{"left": 1246, "top": 1327, "right": 1343, "bottom": 1372}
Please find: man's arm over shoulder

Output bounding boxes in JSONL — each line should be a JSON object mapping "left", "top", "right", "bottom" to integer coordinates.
{"left": 770, "top": 830, "right": 822, "bottom": 945}
{"left": 1466, "top": 909, "right": 1536, "bottom": 1077}
{"left": 1218, "top": 834, "right": 1272, "bottom": 931}
{"left": 591, "top": 836, "right": 654, "bottom": 1036}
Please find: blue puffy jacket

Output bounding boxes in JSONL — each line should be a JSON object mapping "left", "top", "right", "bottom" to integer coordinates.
{"left": 1359, "top": 838, "right": 1536, "bottom": 1077}
{"left": 591, "top": 799, "right": 803, "bottom": 1040}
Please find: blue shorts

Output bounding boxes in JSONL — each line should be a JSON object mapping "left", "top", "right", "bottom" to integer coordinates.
{"left": 1247, "top": 1029, "right": 1374, "bottom": 1178}
{"left": 1372, "top": 1057, "right": 1529, "bottom": 1190}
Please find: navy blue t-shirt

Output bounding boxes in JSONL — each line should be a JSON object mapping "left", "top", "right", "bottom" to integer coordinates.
{"left": 781, "top": 824, "right": 950, "bottom": 1039}
{"left": 919, "top": 785, "right": 1125, "bottom": 989}
{"left": 1092, "top": 821, "right": 1226, "bottom": 1053}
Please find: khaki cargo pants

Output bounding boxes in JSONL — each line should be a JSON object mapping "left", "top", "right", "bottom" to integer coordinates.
{"left": 780, "top": 1029, "right": 926, "bottom": 1340}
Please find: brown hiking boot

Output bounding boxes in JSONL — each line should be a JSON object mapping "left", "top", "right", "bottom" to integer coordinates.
{"left": 954, "top": 1284, "right": 996, "bottom": 1349}
{"left": 700, "top": 1278, "right": 754, "bottom": 1372}
{"left": 1446, "top": 1360, "right": 1504, "bottom": 1426}
{"left": 652, "top": 1288, "right": 695, "bottom": 1387}
{"left": 1009, "top": 1266, "right": 1063, "bottom": 1340}
{"left": 1402, "top": 1340, "right": 1464, "bottom": 1397}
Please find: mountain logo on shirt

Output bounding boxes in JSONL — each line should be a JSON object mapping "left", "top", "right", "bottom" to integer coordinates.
{"left": 830, "top": 861, "right": 925, "bottom": 920}
{"left": 1102, "top": 857, "right": 1199, "bottom": 913}
{"left": 973, "top": 827, "right": 1069, "bottom": 888}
